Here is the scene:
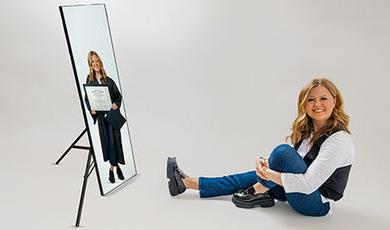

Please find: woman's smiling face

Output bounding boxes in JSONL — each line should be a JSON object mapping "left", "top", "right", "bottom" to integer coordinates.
{"left": 305, "top": 85, "right": 336, "bottom": 129}
{"left": 91, "top": 55, "right": 101, "bottom": 72}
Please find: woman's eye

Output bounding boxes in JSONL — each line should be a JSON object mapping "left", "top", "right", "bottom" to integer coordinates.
{"left": 321, "top": 97, "right": 328, "bottom": 100}
{"left": 307, "top": 98, "right": 314, "bottom": 102}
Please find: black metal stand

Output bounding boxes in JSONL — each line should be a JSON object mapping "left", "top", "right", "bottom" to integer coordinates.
{"left": 75, "top": 149, "right": 95, "bottom": 227}
{"left": 55, "top": 128, "right": 90, "bottom": 165}
{"left": 55, "top": 129, "right": 93, "bottom": 227}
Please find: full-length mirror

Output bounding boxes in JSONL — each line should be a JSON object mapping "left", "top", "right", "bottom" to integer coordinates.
{"left": 60, "top": 4, "right": 136, "bottom": 195}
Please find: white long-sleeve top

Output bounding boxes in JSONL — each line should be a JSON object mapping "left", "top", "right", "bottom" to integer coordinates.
{"left": 281, "top": 131, "right": 355, "bottom": 196}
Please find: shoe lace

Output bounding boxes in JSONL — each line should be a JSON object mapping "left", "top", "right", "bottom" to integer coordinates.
{"left": 175, "top": 165, "right": 188, "bottom": 179}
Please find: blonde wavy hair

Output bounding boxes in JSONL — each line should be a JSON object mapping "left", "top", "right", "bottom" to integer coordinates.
{"left": 87, "top": 51, "right": 108, "bottom": 84}
{"left": 287, "top": 78, "right": 350, "bottom": 145}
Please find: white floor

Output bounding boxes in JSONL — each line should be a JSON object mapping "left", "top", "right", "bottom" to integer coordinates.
{"left": 1, "top": 123, "right": 389, "bottom": 230}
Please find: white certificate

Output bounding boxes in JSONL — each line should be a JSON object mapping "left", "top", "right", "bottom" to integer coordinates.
{"left": 84, "top": 85, "right": 112, "bottom": 111}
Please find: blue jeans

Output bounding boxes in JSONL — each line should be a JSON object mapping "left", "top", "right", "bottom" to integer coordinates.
{"left": 199, "top": 144, "right": 330, "bottom": 216}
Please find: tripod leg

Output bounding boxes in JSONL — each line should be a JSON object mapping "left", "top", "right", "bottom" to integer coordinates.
{"left": 75, "top": 149, "right": 94, "bottom": 227}
{"left": 56, "top": 129, "right": 87, "bottom": 165}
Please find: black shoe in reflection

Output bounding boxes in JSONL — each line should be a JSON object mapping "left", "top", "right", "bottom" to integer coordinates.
{"left": 109, "top": 169, "right": 115, "bottom": 183}
{"left": 117, "top": 165, "right": 125, "bottom": 180}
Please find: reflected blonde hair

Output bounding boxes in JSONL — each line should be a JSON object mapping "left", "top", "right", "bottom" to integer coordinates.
{"left": 287, "top": 78, "right": 350, "bottom": 145}
{"left": 87, "top": 51, "right": 108, "bottom": 84}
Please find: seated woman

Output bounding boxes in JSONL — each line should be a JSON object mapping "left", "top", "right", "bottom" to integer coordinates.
{"left": 166, "top": 78, "right": 354, "bottom": 217}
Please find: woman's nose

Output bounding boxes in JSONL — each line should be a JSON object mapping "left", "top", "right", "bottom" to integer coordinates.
{"left": 313, "top": 100, "right": 321, "bottom": 107}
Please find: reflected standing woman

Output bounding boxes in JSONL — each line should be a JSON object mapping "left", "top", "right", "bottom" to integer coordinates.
{"left": 85, "top": 50, "right": 126, "bottom": 183}
{"left": 167, "top": 78, "right": 354, "bottom": 216}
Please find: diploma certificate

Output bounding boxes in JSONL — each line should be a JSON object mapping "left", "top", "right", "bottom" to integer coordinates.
{"left": 83, "top": 85, "right": 112, "bottom": 111}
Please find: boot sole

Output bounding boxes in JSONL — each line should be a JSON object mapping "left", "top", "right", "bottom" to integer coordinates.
{"left": 166, "top": 157, "right": 176, "bottom": 179}
{"left": 232, "top": 196, "right": 275, "bottom": 208}
{"left": 167, "top": 157, "right": 180, "bottom": 196}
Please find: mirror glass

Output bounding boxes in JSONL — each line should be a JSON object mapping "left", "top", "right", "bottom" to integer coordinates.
{"left": 60, "top": 4, "right": 137, "bottom": 195}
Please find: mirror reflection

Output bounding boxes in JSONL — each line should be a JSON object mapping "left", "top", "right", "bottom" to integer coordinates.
{"left": 60, "top": 4, "right": 136, "bottom": 195}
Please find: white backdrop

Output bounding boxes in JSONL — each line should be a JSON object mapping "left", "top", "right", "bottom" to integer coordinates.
{"left": 0, "top": 0, "right": 389, "bottom": 229}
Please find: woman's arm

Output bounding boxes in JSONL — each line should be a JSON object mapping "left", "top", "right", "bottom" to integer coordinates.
{"left": 256, "top": 158, "right": 282, "bottom": 186}
{"left": 256, "top": 132, "right": 354, "bottom": 193}
{"left": 281, "top": 132, "right": 354, "bottom": 194}
{"left": 109, "top": 78, "right": 122, "bottom": 109}
{"left": 266, "top": 169, "right": 282, "bottom": 186}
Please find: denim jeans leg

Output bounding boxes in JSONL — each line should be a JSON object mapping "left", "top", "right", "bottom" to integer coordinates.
{"left": 261, "top": 144, "right": 330, "bottom": 216}
{"left": 199, "top": 171, "right": 258, "bottom": 198}
{"left": 268, "top": 186, "right": 287, "bottom": 201}
{"left": 286, "top": 191, "right": 330, "bottom": 216}
{"left": 257, "top": 144, "right": 307, "bottom": 189}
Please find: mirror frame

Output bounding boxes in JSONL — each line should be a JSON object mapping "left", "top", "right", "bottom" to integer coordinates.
{"left": 59, "top": 3, "right": 137, "bottom": 196}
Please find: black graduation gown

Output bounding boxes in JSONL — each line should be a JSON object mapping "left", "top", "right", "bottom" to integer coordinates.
{"left": 85, "top": 76, "right": 125, "bottom": 165}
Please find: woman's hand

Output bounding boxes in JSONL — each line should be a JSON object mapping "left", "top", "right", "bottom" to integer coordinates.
{"left": 91, "top": 110, "right": 96, "bottom": 115}
{"left": 256, "top": 157, "right": 270, "bottom": 181}
{"left": 112, "top": 103, "right": 118, "bottom": 110}
{"left": 256, "top": 157, "right": 283, "bottom": 186}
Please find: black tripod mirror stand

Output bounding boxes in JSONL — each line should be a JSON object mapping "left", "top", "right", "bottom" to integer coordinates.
{"left": 55, "top": 128, "right": 94, "bottom": 227}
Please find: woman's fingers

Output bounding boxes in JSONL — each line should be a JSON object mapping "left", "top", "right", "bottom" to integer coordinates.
{"left": 256, "top": 157, "right": 270, "bottom": 180}
{"left": 256, "top": 159, "right": 264, "bottom": 177}
{"left": 256, "top": 165, "right": 269, "bottom": 180}
{"left": 256, "top": 158, "right": 261, "bottom": 167}
{"left": 261, "top": 168, "right": 269, "bottom": 180}
{"left": 263, "top": 159, "right": 269, "bottom": 168}
{"left": 256, "top": 165, "right": 262, "bottom": 177}
{"left": 263, "top": 156, "right": 269, "bottom": 167}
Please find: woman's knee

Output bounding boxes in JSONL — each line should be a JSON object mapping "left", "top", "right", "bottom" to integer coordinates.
{"left": 271, "top": 144, "right": 294, "bottom": 157}
{"left": 268, "top": 144, "right": 307, "bottom": 172}
{"left": 269, "top": 144, "right": 296, "bottom": 163}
